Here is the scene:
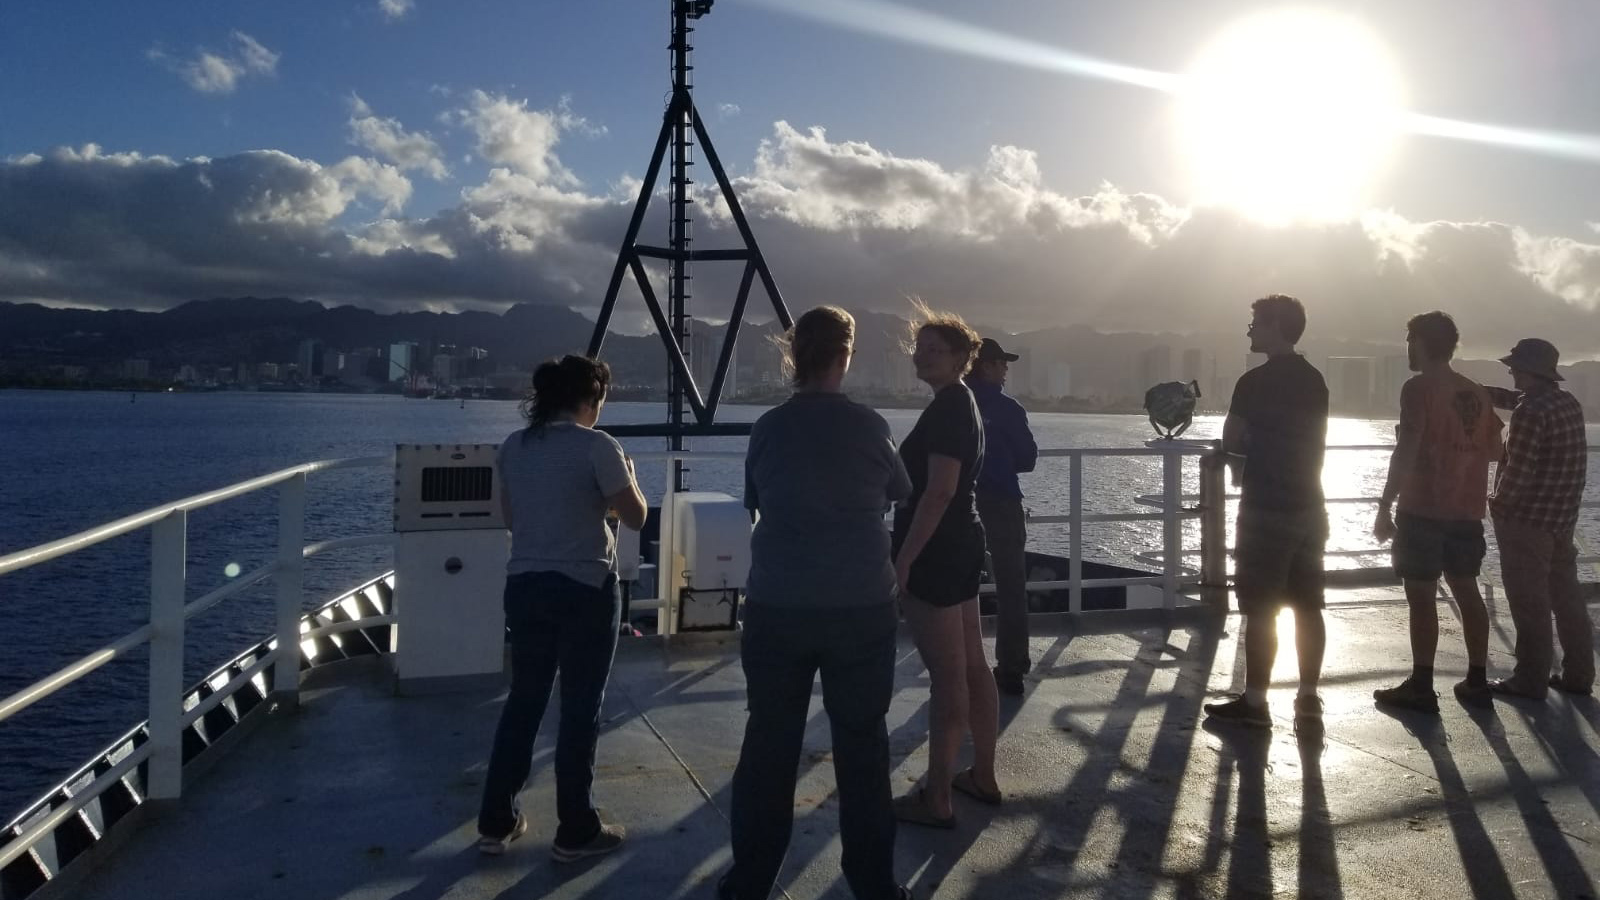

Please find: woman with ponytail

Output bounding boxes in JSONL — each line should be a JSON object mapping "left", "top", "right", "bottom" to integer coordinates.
{"left": 476, "top": 354, "right": 647, "bottom": 862}
{"left": 720, "top": 307, "right": 914, "bottom": 900}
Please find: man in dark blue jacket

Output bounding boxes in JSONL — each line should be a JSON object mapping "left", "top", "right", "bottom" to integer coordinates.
{"left": 969, "top": 338, "right": 1040, "bottom": 696}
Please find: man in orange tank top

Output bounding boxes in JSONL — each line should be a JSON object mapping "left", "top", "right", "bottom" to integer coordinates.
{"left": 1372, "top": 312, "right": 1503, "bottom": 713}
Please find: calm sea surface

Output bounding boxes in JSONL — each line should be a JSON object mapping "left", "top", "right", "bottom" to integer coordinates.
{"left": 1, "top": 389, "right": 1596, "bottom": 818}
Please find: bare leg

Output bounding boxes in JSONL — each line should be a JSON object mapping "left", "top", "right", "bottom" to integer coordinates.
{"left": 1295, "top": 607, "right": 1326, "bottom": 693}
{"left": 901, "top": 595, "right": 967, "bottom": 818}
{"left": 1403, "top": 578, "right": 1440, "bottom": 671}
{"left": 1244, "top": 611, "right": 1279, "bottom": 694}
{"left": 959, "top": 599, "right": 999, "bottom": 793}
{"left": 1443, "top": 575, "right": 1489, "bottom": 669}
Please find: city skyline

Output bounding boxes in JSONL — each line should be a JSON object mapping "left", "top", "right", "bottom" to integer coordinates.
{"left": 1, "top": 2, "right": 1597, "bottom": 358}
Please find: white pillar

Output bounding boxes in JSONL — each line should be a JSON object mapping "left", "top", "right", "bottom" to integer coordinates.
{"left": 147, "top": 510, "right": 187, "bottom": 801}
{"left": 274, "top": 474, "right": 306, "bottom": 706}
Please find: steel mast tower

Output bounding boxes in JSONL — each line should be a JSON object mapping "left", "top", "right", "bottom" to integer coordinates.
{"left": 587, "top": 0, "right": 792, "bottom": 490}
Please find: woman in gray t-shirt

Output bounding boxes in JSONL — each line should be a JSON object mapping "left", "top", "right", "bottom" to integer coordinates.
{"left": 720, "top": 307, "right": 914, "bottom": 900}
{"left": 476, "top": 355, "right": 646, "bottom": 862}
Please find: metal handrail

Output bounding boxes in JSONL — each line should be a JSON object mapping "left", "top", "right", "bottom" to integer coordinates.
{"left": 0, "top": 455, "right": 395, "bottom": 807}
{"left": 0, "top": 456, "right": 389, "bottom": 578}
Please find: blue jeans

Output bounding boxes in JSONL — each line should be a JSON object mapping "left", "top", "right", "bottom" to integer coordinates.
{"left": 478, "top": 571, "right": 620, "bottom": 847}
{"left": 728, "top": 603, "right": 900, "bottom": 900}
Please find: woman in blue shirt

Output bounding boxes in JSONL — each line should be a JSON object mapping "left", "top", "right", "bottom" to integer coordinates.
{"left": 721, "top": 307, "right": 914, "bottom": 900}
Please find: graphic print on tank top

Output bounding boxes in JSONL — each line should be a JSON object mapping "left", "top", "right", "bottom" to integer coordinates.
{"left": 1452, "top": 390, "right": 1484, "bottom": 439}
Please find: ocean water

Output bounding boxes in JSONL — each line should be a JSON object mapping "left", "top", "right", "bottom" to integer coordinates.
{"left": 1, "top": 389, "right": 1595, "bottom": 819}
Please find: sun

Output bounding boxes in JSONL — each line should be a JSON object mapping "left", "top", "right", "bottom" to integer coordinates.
{"left": 1174, "top": 9, "right": 1406, "bottom": 224}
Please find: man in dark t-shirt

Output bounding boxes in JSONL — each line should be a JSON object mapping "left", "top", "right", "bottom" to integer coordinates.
{"left": 1204, "top": 294, "right": 1329, "bottom": 733}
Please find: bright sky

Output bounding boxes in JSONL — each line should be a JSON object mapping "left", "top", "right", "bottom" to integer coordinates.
{"left": 2, "top": 0, "right": 1597, "bottom": 350}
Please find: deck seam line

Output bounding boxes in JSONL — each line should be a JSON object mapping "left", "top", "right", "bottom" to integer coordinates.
{"left": 619, "top": 682, "right": 798, "bottom": 900}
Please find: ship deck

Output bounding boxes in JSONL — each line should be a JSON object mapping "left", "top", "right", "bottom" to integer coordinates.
{"left": 69, "top": 587, "right": 1600, "bottom": 900}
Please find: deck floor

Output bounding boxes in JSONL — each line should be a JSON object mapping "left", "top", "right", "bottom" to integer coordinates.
{"left": 71, "top": 588, "right": 1600, "bottom": 900}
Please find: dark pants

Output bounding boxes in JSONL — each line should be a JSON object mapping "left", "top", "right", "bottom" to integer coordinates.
{"left": 728, "top": 603, "right": 899, "bottom": 900}
{"left": 478, "top": 571, "right": 621, "bottom": 847}
{"left": 978, "top": 491, "right": 1030, "bottom": 678}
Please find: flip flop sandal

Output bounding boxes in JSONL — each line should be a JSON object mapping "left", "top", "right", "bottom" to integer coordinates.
{"left": 892, "top": 788, "right": 955, "bottom": 829}
{"left": 952, "top": 769, "right": 1002, "bottom": 806}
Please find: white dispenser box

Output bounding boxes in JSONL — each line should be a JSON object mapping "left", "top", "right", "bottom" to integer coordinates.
{"left": 668, "top": 492, "right": 750, "bottom": 632}
{"left": 392, "top": 444, "right": 509, "bottom": 694}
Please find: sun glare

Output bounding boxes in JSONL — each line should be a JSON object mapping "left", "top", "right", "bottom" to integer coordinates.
{"left": 1174, "top": 9, "right": 1406, "bottom": 224}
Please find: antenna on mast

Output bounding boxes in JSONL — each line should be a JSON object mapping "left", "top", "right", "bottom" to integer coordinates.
{"left": 587, "top": 0, "right": 792, "bottom": 490}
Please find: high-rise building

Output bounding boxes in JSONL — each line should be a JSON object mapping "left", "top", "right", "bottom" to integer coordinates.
{"left": 1375, "top": 355, "right": 1409, "bottom": 415}
{"left": 388, "top": 342, "right": 418, "bottom": 383}
{"left": 321, "top": 349, "right": 345, "bottom": 378}
{"left": 433, "top": 354, "right": 454, "bottom": 385}
{"left": 686, "top": 329, "right": 735, "bottom": 400}
{"left": 122, "top": 359, "right": 150, "bottom": 380}
{"left": 298, "top": 339, "right": 325, "bottom": 379}
{"left": 1326, "top": 357, "right": 1374, "bottom": 414}
{"left": 1180, "top": 348, "right": 1204, "bottom": 386}
{"left": 1139, "top": 345, "right": 1173, "bottom": 390}
{"left": 1048, "top": 363, "right": 1072, "bottom": 398}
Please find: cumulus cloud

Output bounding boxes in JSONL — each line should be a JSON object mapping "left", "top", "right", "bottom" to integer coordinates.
{"left": 1, "top": 121, "right": 1597, "bottom": 355}
{"left": 449, "top": 92, "right": 603, "bottom": 187}
{"left": 149, "top": 31, "right": 280, "bottom": 95}
{"left": 348, "top": 96, "right": 448, "bottom": 180}
{"left": 718, "top": 103, "right": 742, "bottom": 120}
{"left": 379, "top": 0, "right": 415, "bottom": 21}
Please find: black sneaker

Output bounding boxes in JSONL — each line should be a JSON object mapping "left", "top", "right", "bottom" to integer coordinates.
{"left": 1549, "top": 675, "right": 1594, "bottom": 697}
{"left": 1292, "top": 694, "right": 1324, "bottom": 734}
{"left": 1453, "top": 679, "right": 1492, "bottom": 708}
{"left": 551, "top": 823, "right": 625, "bottom": 863}
{"left": 1203, "top": 695, "right": 1270, "bottom": 729}
{"left": 993, "top": 667, "right": 1024, "bottom": 697}
{"left": 1374, "top": 679, "right": 1439, "bottom": 714}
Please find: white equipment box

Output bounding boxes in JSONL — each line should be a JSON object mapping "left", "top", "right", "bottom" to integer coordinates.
{"left": 668, "top": 492, "right": 750, "bottom": 632}
{"left": 392, "top": 444, "right": 508, "bottom": 694}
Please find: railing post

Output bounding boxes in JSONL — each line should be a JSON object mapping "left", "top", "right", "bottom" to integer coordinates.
{"left": 1161, "top": 448, "right": 1182, "bottom": 609}
{"left": 274, "top": 473, "right": 306, "bottom": 707}
{"left": 1198, "top": 446, "right": 1230, "bottom": 609}
{"left": 147, "top": 510, "right": 186, "bottom": 801}
{"left": 1069, "top": 453, "right": 1083, "bottom": 614}
{"left": 657, "top": 458, "right": 677, "bottom": 636}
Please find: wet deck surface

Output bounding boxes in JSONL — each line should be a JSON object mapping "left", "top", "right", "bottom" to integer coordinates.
{"left": 72, "top": 588, "right": 1600, "bottom": 900}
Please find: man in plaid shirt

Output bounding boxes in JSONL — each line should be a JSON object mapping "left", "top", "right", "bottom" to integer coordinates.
{"left": 1486, "top": 338, "right": 1592, "bottom": 699}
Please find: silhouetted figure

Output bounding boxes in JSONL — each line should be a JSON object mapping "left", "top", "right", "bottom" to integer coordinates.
{"left": 1204, "top": 294, "right": 1329, "bottom": 732}
{"left": 721, "top": 307, "right": 913, "bottom": 900}
{"left": 967, "top": 337, "right": 1038, "bottom": 697}
{"left": 1484, "top": 338, "right": 1592, "bottom": 699}
{"left": 477, "top": 355, "right": 647, "bottom": 860}
{"left": 891, "top": 302, "right": 1000, "bottom": 829}
{"left": 1372, "top": 312, "right": 1502, "bottom": 712}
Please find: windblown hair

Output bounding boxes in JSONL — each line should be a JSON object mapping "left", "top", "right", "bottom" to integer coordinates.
{"left": 1251, "top": 294, "right": 1308, "bottom": 343}
{"left": 1406, "top": 310, "right": 1459, "bottom": 362}
{"left": 520, "top": 355, "right": 611, "bottom": 431}
{"left": 774, "top": 305, "right": 856, "bottom": 387}
{"left": 906, "top": 297, "right": 981, "bottom": 376}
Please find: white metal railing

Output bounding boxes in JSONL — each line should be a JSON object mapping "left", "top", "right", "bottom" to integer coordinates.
{"left": 640, "top": 443, "right": 1217, "bottom": 630}
{"left": 0, "top": 454, "right": 394, "bottom": 846}
{"left": 3, "top": 438, "right": 1596, "bottom": 861}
